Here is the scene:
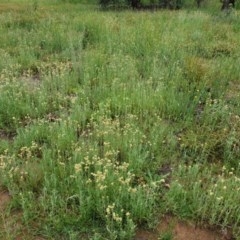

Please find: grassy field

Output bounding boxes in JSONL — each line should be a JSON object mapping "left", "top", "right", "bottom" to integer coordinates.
{"left": 0, "top": 1, "right": 240, "bottom": 239}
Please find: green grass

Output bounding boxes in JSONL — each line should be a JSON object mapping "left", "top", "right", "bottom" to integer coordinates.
{"left": 0, "top": 1, "right": 240, "bottom": 239}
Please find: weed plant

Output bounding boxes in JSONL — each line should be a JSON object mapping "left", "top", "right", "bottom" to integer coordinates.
{"left": 165, "top": 164, "right": 240, "bottom": 236}
{"left": 0, "top": 2, "right": 240, "bottom": 239}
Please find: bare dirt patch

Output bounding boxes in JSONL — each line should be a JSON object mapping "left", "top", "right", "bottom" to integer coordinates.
{"left": 0, "top": 130, "right": 15, "bottom": 141}
{"left": 0, "top": 189, "right": 11, "bottom": 211}
{"left": 135, "top": 215, "right": 232, "bottom": 240}
{"left": 16, "top": 231, "right": 46, "bottom": 240}
{"left": 0, "top": 187, "right": 45, "bottom": 240}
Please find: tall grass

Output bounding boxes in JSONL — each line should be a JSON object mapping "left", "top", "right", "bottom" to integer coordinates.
{"left": 0, "top": 2, "right": 240, "bottom": 239}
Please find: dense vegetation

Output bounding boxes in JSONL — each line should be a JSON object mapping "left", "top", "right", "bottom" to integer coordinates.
{"left": 0, "top": 1, "right": 240, "bottom": 239}
{"left": 99, "top": 0, "right": 182, "bottom": 9}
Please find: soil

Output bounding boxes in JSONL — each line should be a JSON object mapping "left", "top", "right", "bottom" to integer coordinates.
{"left": 0, "top": 188, "right": 45, "bottom": 240}
{"left": 0, "top": 130, "right": 15, "bottom": 141}
{"left": 0, "top": 189, "right": 233, "bottom": 240}
{"left": 135, "top": 215, "right": 233, "bottom": 240}
{"left": 0, "top": 189, "right": 11, "bottom": 210}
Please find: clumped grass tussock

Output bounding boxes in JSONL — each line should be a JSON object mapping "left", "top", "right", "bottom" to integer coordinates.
{"left": 0, "top": 3, "right": 240, "bottom": 239}
{"left": 166, "top": 164, "right": 240, "bottom": 236}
